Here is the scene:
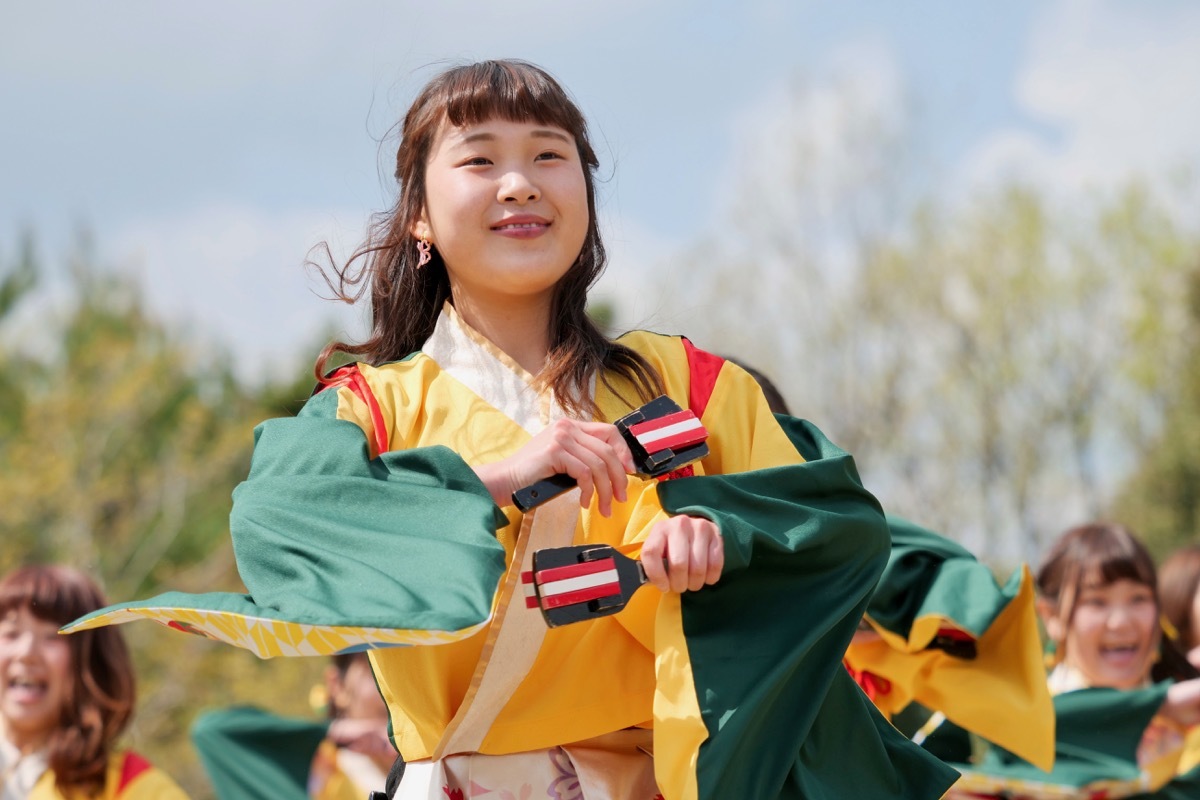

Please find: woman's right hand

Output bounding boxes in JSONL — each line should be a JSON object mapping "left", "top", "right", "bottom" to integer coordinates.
{"left": 1161, "top": 677, "right": 1200, "bottom": 728}
{"left": 474, "top": 419, "right": 636, "bottom": 517}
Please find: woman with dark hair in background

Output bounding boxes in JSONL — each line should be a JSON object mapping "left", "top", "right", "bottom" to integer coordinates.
{"left": 0, "top": 565, "right": 188, "bottom": 799}
{"left": 940, "top": 522, "right": 1200, "bottom": 798}
{"left": 191, "top": 651, "right": 394, "bottom": 800}
{"left": 1160, "top": 544, "right": 1200, "bottom": 671}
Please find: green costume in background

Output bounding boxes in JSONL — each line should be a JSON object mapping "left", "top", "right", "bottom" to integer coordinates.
{"left": 191, "top": 707, "right": 327, "bottom": 800}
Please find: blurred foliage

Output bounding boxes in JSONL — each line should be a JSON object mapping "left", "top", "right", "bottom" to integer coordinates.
{"left": 1112, "top": 262, "right": 1200, "bottom": 560}
{"left": 0, "top": 231, "right": 325, "bottom": 798}
{"left": 3, "top": 84, "right": 1200, "bottom": 795}
{"left": 587, "top": 298, "right": 616, "bottom": 330}
{"left": 645, "top": 75, "right": 1200, "bottom": 569}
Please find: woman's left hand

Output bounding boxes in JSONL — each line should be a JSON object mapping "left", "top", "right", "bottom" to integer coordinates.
{"left": 640, "top": 514, "right": 724, "bottom": 593}
{"left": 327, "top": 717, "right": 397, "bottom": 767}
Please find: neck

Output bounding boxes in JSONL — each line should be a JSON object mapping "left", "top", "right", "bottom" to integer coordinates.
{"left": 0, "top": 720, "right": 46, "bottom": 757}
{"left": 450, "top": 291, "right": 554, "bottom": 376}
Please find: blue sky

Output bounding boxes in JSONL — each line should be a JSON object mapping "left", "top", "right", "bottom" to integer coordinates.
{"left": 3, "top": 0, "right": 1198, "bottom": 380}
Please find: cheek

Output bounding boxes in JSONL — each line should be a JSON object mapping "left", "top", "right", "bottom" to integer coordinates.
{"left": 1068, "top": 610, "right": 1104, "bottom": 642}
{"left": 425, "top": 177, "right": 477, "bottom": 229}
{"left": 44, "top": 643, "right": 73, "bottom": 692}
{"left": 564, "top": 175, "right": 589, "bottom": 220}
{"left": 1135, "top": 607, "right": 1161, "bottom": 642}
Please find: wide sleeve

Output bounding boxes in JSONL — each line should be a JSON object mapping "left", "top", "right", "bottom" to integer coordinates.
{"left": 843, "top": 515, "right": 1055, "bottom": 771}
{"left": 948, "top": 683, "right": 1173, "bottom": 798}
{"left": 650, "top": 413, "right": 960, "bottom": 799}
{"left": 189, "top": 706, "right": 328, "bottom": 800}
{"left": 65, "top": 384, "right": 509, "bottom": 657}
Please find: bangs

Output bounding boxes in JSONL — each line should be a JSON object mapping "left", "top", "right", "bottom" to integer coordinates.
{"left": 435, "top": 61, "right": 593, "bottom": 163}
{"left": 1074, "top": 525, "right": 1157, "bottom": 591}
{"left": 1040, "top": 522, "right": 1159, "bottom": 619}
{"left": 0, "top": 565, "right": 105, "bottom": 627}
{"left": 1085, "top": 548, "right": 1156, "bottom": 589}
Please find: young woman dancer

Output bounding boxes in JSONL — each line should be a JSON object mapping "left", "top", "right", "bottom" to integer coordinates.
{"left": 68, "top": 59, "right": 956, "bottom": 799}
{"left": 0, "top": 565, "right": 189, "bottom": 799}
{"left": 942, "top": 522, "right": 1200, "bottom": 798}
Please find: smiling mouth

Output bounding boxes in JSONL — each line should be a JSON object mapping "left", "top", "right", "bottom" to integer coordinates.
{"left": 492, "top": 221, "right": 549, "bottom": 231}
{"left": 1100, "top": 644, "right": 1141, "bottom": 659}
{"left": 6, "top": 676, "right": 49, "bottom": 698}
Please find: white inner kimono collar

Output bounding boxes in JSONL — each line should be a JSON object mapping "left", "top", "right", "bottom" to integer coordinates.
{"left": 422, "top": 301, "right": 592, "bottom": 435}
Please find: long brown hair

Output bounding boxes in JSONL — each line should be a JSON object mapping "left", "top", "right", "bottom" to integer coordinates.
{"left": 1036, "top": 522, "right": 1197, "bottom": 682}
{"left": 0, "top": 565, "right": 135, "bottom": 794}
{"left": 1160, "top": 544, "right": 1200, "bottom": 653}
{"left": 312, "top": 59, "right": 662, "bottom": 418}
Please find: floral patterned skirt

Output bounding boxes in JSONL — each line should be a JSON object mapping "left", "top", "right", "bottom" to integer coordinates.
{"left": 395, "top": 729, "right": 661, "bottom": 800}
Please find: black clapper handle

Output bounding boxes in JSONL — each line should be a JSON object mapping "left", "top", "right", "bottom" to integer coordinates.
{"left": 511, "top": 473, "right": 580, "bottom": 512}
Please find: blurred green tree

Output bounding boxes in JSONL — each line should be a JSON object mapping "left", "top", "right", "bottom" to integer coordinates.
{"left": 0, "top": 231, "right": 325, "bottom": 798}
{"left": 1112, "top": 260, "right": 1200, "bottom": 558}
{"left": 644, "top": 71, "right": 1200, "bottom": 566}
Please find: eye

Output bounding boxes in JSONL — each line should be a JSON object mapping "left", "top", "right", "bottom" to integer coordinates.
{"left": 458, "top": 156, "right": 492, "bottom": 167}
{"left": 535, "top": 150, "right": 566, "bottom": 161}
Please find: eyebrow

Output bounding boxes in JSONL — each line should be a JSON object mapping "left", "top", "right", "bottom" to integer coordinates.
{"left": 458, "top": 128, "right": 573, "bottom": 145}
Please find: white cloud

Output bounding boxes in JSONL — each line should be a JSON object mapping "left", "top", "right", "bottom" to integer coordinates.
{"left": 109, "top": 205, "right": 369, "bottom": 384}
{"left": 959, "top": 0, "right": 1200, "bottom": 197}
{"left": 713, "top": 38, "right": 910, "bottom": 285}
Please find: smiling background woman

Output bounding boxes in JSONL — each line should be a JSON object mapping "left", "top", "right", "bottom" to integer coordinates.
{"left": 0, "top": 565, "right": 189, "bottom": 800}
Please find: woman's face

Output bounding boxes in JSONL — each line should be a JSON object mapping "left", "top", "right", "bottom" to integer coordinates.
{"left": 416, "top": 116, "right": 589, "bottom": 316}
{"left": 1060, "top": 572, "right": 1160, "bottom": 690}
{"left": 330, "top": 657, "right": 388, "bottom": 721}
{"left": 0, "top": 607, "right": 71, "bottom": 751}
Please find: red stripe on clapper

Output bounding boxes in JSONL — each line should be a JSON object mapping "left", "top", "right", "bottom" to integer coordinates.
{"left": 629, "top": 410, "right": 706, "bottom": 452}
{"left": 535, "top": 558, "right": 615, "bottom": 585}
{"left": 935, "top": 627, "right": 973, "bottom": 642}
{"left": 521, "top": 571, "right": 539, "bottom": 608}
{"left": 541, "top": 582, "right": 622, "bottom": 609}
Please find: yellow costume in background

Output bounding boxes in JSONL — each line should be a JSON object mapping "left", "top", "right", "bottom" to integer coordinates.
{"left": 18, "top": 750, "right": 190, "bottom": 800}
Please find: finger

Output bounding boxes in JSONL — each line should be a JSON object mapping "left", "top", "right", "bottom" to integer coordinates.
{"left": 572, "top": 424, "right": 632, "bottom": 507}
{"left": 706, "top": 525, "right": 724, "bottom": 586}
{"left": 683, "top": 521, "right": 708, "bottom": 592}
{"left": 549, "top": 433, "right": 611, "bottom": 514}
{"left": 574, "top": 467, "right": 597, "bottom": 513}
{"left": 579, "top": 421, "right": 637, "bottom": 474}
{"left": 569, "top": 437, "right": 619, "bottom": 516}
{"left": 641, "top": 526, "right": 670, "bottom": 592}
{"left": 667, "top": 523, "right": 691, "bottom": 594}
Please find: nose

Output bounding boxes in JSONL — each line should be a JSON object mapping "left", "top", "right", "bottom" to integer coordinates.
{"left": 1106, "top": 604, "right": 1135, "bottom": 629}
{"left": 498, "top": 170, "right": 540, "bottom": 204}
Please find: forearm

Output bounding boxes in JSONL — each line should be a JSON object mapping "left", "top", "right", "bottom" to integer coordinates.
{"left": 473, "top": 460, "right": 519, "bottom": 508}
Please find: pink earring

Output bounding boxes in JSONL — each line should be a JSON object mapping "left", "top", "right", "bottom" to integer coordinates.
{"left": 416, "top": 235, "right": 432, "bottom": 268}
